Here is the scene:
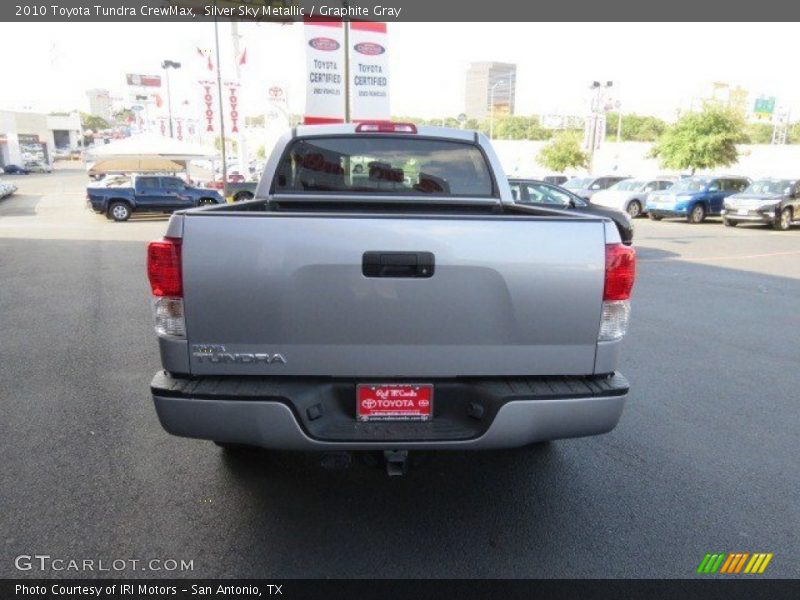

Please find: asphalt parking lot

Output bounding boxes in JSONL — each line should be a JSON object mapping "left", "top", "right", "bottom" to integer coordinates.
{"left": 1, "top": 167, "right": 798, "bottom": 579}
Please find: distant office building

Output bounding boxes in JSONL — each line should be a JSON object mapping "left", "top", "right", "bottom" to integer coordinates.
{"left": 0, "top": 110, "right": 81, "bottom": 167}
{"left": 86, "top": 88, "right": 113, "bottom": 121}
{"left": 465, "top": 62, "right": 517, "bottom": 120}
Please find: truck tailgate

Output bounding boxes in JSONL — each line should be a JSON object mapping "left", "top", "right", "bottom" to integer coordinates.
{"left": 181, "top": 213, "right": 607, "bottom": 377}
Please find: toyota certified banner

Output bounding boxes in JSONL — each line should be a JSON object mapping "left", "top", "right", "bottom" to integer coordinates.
{"left": 349, "top": 21, "right": 390, "bottom": 121}
{"left": 303, "top": 20, "right": 345, "bottom": 124}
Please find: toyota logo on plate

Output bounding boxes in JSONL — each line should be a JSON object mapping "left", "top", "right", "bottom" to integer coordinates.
{"left": 354, "top": 42, "right": 385, "bottom": 56}
{"left": 309, "top": 37, "right": 340, "bottom": 51}
{"left": 362, "top": 398, "right": 377, "bottom": 409}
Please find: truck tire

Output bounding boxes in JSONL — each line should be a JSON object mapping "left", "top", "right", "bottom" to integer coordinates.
{"left": 234, "top": 191, "right": 254, "bottom": 202}
{"left": 723, "top": 217, "right": 737, "bottom": 227}
{"left": 627, "top": 200, "right": 642, "bottom": 218}
{"left": 687, "top": 204, "right": 706, "bottom": 224}
{"left": 774, "top": 207, "right": 792, "bottom": 231}
{"left": 108, "top": 201, "right": 132, "bottom": 222}
{"left": 648, "top": 213, "right": 663, "bottom": 221}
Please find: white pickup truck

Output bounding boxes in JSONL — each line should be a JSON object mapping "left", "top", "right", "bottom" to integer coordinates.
{"left": 148, "top": 123, "right": 635, "bottom": 473}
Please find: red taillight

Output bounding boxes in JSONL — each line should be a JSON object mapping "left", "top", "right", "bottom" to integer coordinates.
{"left": 147, "top": 238, "right": 182, "bottom": 297}
{"left": 604, "top": 244, "right": 636, "bottom": 301}
{"left": 355, "top": 121, "right": 417, "bottom": 134}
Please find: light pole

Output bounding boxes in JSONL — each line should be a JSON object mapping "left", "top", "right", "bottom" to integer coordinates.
{"left": 161, "top": 59, "right": 181, "bottom": 138}
{"left": 489, "top": 80, "right": 505, "bottom": 140}
{"left": 231, "top": 21, "right": 249, "bottom": 176}
{"left": 614, "top": 83, "right": 622, "bottom": 144}
{"left": 587, "top": 80, "right": 613, "bottom": 172}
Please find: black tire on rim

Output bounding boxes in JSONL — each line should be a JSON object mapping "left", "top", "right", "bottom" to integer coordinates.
{"left": 648, "top": 212, "right": 663, "bottom": 221}
{"left": 723, "top": 217, "right": 737, "bottom": 227}
{"left": 688, "top": 204, "right": 706, "bottom": 224}
{"left": 234, "top": 192, "right": 254, "bottom": 202}
{"left": 774, "top": 207, "right": 792, "bottom": 231}
{"left": 108, "top": 201, "right": 131, "bottom": 222}
{"left": 627, "top": 200, "right": 642, "bottom": 218}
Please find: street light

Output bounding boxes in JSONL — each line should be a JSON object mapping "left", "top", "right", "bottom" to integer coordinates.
{"left": 587, "top": 81, "right": 614, "bottom": 171}
{"left": 161, "top": 59, "right": 182, "bottom": 138}
{"left": 489, "top": 80, "right": 505, "bottom": 140}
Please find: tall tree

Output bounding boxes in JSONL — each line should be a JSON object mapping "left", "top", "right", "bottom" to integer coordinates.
{"left": 605, "top": 112, "right": 667, "bottom": 141}
{"left": 537, "top": 132, "right": 589, "bottom": 172}
{"left": 80, "top": 113, "right": 111, "bottom": 132}
{"left": 650, "top": 106, "right": 746, "bottom": 174}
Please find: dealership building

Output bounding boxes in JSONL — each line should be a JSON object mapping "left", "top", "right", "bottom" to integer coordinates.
{"left": 0, "top": 110, "right": 82, "bottom": 167}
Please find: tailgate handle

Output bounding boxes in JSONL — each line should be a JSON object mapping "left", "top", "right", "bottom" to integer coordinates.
{"left": 362, "top": 251, "right": 435, "bottom": 278}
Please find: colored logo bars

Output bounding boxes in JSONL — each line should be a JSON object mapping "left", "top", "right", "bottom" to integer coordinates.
{"left": 696, "top": 552, "right": 773, "bottom": 574}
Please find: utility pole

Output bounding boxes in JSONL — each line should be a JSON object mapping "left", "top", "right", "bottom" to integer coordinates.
{"left": 214, "top": 5, "right": 227, "bottom": 196}
{"left": 615, "top": 84, "right": 622, "bottom": 144}
{"left": 586, "top": 81, "right": 613, "bottom": 173}
{"left": 231, "top": 21, "right": 249, "bottom": 176}
{"left": 161, "top": 59, "right": 182, "bottom": 138}
{"left": 343, "top": 20, "right": 351, "bottom": 122}
{"left": 489, "top": 80, "right": 505, "bottom": 140}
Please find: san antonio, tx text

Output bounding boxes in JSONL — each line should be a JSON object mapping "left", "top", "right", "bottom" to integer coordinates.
{"left": 16, "top": 584, "right": 279, "bottom": 596}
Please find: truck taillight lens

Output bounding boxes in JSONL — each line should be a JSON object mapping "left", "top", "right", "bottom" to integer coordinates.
{"left": 152, "top": 297, "right": 186, "bottom": 337}
{"left": 599, "top": 244, "right": 636, "bottom": 341}
{"left": 147, "top": 238, "right": 182, "bottom": 297}
{"left": 148, "top": 238, "right": 185, "bottom": 338}
{"left": 604, "top": 244, "right": 635, "bottom": 301}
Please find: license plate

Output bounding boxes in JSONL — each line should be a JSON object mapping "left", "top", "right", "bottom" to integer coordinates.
{"left": 738, "top": 209, "right": 749, "bottom": 215}
{"left": 356, "top": 384, "right": 433, "bottom": 422}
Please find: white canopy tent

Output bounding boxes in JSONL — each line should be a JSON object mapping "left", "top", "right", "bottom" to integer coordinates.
{"left": 86, "top": 134, "right": 218, "bottom": 175}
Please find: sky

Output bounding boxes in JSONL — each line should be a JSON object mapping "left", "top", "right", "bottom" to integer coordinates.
{"left": 0, "top": 22, "right": 796, "bottom": 122}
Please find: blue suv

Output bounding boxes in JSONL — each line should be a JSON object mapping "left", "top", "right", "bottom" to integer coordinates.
{"left": 647, "top": 176, "right": 750, "bottom": 223}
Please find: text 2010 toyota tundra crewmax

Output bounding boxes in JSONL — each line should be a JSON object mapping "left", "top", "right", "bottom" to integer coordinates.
{"left": 148, "top": 123, "right": 635, "bottom": 471}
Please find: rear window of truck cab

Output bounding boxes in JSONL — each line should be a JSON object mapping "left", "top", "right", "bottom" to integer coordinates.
{"left": 273, "top": 136, "right": 496, "bottom": 198}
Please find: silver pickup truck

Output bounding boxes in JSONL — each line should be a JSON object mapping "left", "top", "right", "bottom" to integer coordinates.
{"left": 148, "top": 123, "right": 635, "bottom": 472}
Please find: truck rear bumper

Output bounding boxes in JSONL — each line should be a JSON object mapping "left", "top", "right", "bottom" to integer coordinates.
{"left": 151, "top": 371, "right": 629, "bottom": 450}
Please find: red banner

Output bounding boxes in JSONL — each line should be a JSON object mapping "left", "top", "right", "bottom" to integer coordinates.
{"left": 225, "top": 82, "right": 241, "bottom": 134}
{"left": 199, "top": 80, "right": 215, "bottom": 133}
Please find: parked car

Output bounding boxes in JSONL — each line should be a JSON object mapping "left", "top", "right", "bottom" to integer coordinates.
{"left": 148, "top": 123, "right": 635, "bottom": 474}
{"left": 3, "top": 164, "right": 30, "bottom": 175}
{"left": 563, "top": 175, "right": 631, "bottom": 200}
{"left": 226, "top": 181, "right": 258, "bottom": 203}
{"left": 227, "top": 170, "right": 246, "bottom": 183}
{"left": 25, "top": 161, "right": 52, "bottom": 174}
{"left": 647, "top": 176, "right": 750, "bottom": 223}
{"left": 721, "top": 178, "right": 800, "bottom": 231}
{"left": 590, "top": 178, "right": 674, "bottom": 218}
{"left": 509, "top": 178, "right": 633, "bottom": 245}
{"left": 0, "top": 179, "right": 18, "bottom": 198}
{"left": 87, "top": 175, "right": 224, "bottom": 221}
{"left": 542, "top": 175, "right": 569, "bottom": 186}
